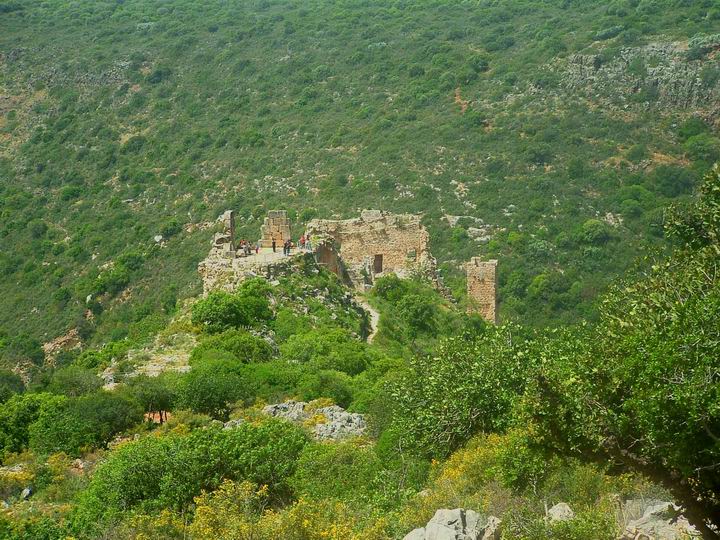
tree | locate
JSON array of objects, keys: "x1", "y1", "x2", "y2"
[
  {"x1": 0, "y1": 393, "x2": 62, "y2": 461},
  {"x1": 397, "y1": 294, "x2": 437, "y2": 339},
  {"x1": 192, "y1": 291, "x2": 250, "y2": 332},
  {"x1": 28, "y1": 391, "x2": 143, "y2": 456},
  {"x1": 388, "y1": 325, "x2": 535, "y2": 457},
  {"x1": 0, "y1": 334, "x2": 44, "y2": 366},
  {"x1": 0, "y1": 369, "x2": 23, "y2": 403},
  {"x1": 73, "y1": 420, "x2": 308, "y2": 531},
  {"x1": 192, "y1": 281, "x2": 273, "y2": 333},
  {"x1": 176, "y1": 359, "x2": 249, "y2": 418},
  {"x1": 191, "y1": 329, "x2": 274, "y2": 364},
  {"x1": 124, "y1": 373, "x2": 176, "y2": 423},
  {"x1": 46, "y1": 366, "x2": 103, "y2": 397},
  {"x1": 578, "y1": 219, "x2": 611, "y2": 245},
  {"x1": 525, "y1": 167, "x2": 720, "y2": 534}
]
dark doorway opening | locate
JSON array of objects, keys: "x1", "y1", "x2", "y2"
[{"x1": 373, "y1": 254, "x2": 383, "y2": 274}]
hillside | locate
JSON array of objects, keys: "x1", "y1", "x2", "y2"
[
  {"x1": 1, "y1": 0, "x2": 719, "y2": 349},
  {"x1": 0, "y1": 166, "x2": 718, "y2": 538}
]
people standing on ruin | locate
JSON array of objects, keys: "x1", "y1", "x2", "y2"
[
  {"x1": 300, "y1": 234, "x2": 306, "y2": 250},
  {"x1": 272, "y1": 237, "x2": 277, "y2": 253},
  {"x1": 255, "y1": 241, "x2": 260, "y2": 255},
  {"x1": 305, "y1": 233, "x2": 312, "y2": 251}
]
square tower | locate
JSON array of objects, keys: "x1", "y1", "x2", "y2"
[
  {"x1": 259, "y1": 210, "x2": 292, "y2": 248},
  {"x1": 465, "y1": 258, "x2": 498, "y2": 324}
]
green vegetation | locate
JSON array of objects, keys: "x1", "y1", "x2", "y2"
[
  {"x1": 1, "y1": 1, "x2": 720, "y2": 538},
  {"x1": 0, "y1": 168, "x2": 717, "y2": 538},
  {"x1": 1, "y1": 0, "x2": 719, "y2": 345}
]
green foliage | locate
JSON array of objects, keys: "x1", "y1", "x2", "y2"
[
  {"x1": 579, "y1": 219, "x2": 612, "y2": 245},
  {"x1": 388, "y1": 326, "x2": 535, "y2": 457},
  {"x1": 73, "y1": 420, "x2": 308, "y2": 529},
  {"x1": 0, "y1": 393, "x2": 62, "y2": 461},
  {"x1": 291, "y1": 441, "x2": 382, "y2": 504},
  {"x1": 0, "y1": 369, "x2": 23, "y2": 403},
  {"x1": 191, "y1": 279, "x2": 273, "y2": 332},
  {"x1": 191, "y1": 291, "x2": 250, "y2": 332},
  {"x1": 0, "y1": 0, "x2": 715, "y2": 343},
  {"x1": 524, "y1": 168, "x2": 720, "y2": 531},
  {"x1": 280, "y1": 327, "x2": 377, "y2": 376},
  {"x1": 46, "y1": 366, "x2": 103, "y2": 397},
  {"x1": 191, "y1": 329, "x2": 274, "y2": 364},
  {"x1": 176, "y1": 357, "x2": 249, "y2": 418},
  {"x1": 28, "y1": 391, "x2": 143, "y2": 456},
  {"x1": 297, "y1": 369, "x2": 354, "y2": 409},
  {"x1": 123, "y1": 373, "x2": 176, "y2": 418},
  {"x1": 0, "y1": 334, "x2": 44, "y2": 366}
]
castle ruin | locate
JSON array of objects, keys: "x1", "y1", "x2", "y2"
[
  {"x1": 306, "y1": 210, "x2": 438, "y2": 290},
  {"x1": 465, "y1": 258, "x2": 498, "y2": 324},
  {"x1": 198, "y1": 209, "x2": 499, "y2": 324}
]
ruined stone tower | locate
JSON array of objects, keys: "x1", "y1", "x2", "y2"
[
  {"x1": 260, "y1": 210, "x2": 291, "y2": 248},
  {"x1": 465, "y1": 258, "x2": 498, "y2": 324},
  {"x1": 210, "y1": 210, "x2": 236, "y2": 258}
]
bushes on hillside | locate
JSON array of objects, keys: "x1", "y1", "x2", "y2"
[
  {"x1": 73, "y1": 420, "x2": 308, "y2": 531},
  {"x1": 28, "y1": 391, "x2": 143, "y2": 456},
  {"x1": 191, "y1": 278, "x2": 273, "y2": 332},
  {"x1": 191, "y1": 329, "x2": 274, "y2": 364},
  {"x1": 279, "y1": 327, "x2": 378, "y2": 376},
  {"x1": 522, "y1": 167, "x2": 720, "y2": 533},
  {"x1": 176, "y1": 358, "x2": 249, "y2": 418},
  {"x1": 0, "y1": 369, "x2": 23, "y2": 403},
  {"x1": 387, "y1": 325, "x2": 536, "y2": 457}
]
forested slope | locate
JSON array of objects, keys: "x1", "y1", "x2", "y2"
[{"x1": 1, "y1": 0, "x2": 719, "y2": 349}]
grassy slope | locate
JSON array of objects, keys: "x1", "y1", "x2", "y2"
[{"x1": 0, "y1": 0, "x2": 718, "y2": 343}]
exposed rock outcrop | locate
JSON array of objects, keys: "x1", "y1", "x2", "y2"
[
  {"x1": 619, "y1": 501, "x2": 701, "y2": 539},
  {"x1": 42, "y1": 327, "x2": 82, "y2": 364},
  {"x1": 262, "y1": 400, "x2": 366, "y2": 440},
  {"x1": 547, "y1": 502, "x2": 575, "y2": 522},
  {"x1": 403, "y1": 509, "x2": 501, "y2": 540},
  {"x1": 560, "y1": 40, "x2": 720, "y2": 117}
]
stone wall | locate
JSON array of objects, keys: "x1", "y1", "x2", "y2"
[
  {"x1": 259, "y1": 210, "x2": 291, "y2": 248},
  {"x1": 465, "y1": 257, "x2": 498, "y2": 324},
  {"x1": 306, "y1": 210, "x2": 437, "y2": 290},
  {"x1": 209, "y1": 210, "x2": 236, "y2": 258},
  {"x1": 199, "y1": 251, "x2": 314, "y2": 294}
]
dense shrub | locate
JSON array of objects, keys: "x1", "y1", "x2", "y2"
[
  {"x1": 176, "y1": 357, "x2": 251, "y2": 418},
  {"x1": 388, "y1": 325, "x2": 536, "y2": 457},
  {"x1": 28, "y1": 391, "x2": 143, "y2": 456},
  {"x1": 46, "y1": 366, "x2": 103, "y2": 397},
  {"x1": 192, "y1": 279, "x2": 273, "y2": 332},
  {"x1": 524, "y1": 168, "x2": 720, "y2": 533},
  {"x1": 291, "y1": 441, "x2": 382, "y2": 504},
  {"x1": 73, "y1": 420, "x2": 308, "y2": 529},
  {"x1": 0, "y1": 369, "x2": 23, "y2": 403},
  {"x1": 0, "y1": 393, "x2": 62, "y2": 461},
  {"x1": 191, "y1": 329, "x2": 274, "y2": 364},
  {"x1": 280, "y1": 327, "x2": 376, "y2": 375}
]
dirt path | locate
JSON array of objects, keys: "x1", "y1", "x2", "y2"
[{"x1": 355, "y1": 295, "x2": 380, "y2": 343}]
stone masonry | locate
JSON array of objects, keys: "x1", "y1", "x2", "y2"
[
  {"x1": 259, "y1": 210, "x2": 291, "y2": 248},
  {"x1": 209, "y1": 210, "x2": 236, "y2": 258},
  {"x1": 198, "y1": 210, "x2": 301, "y2": 294},
  {"x1": 465, "y1": 257, "x2": 498, "y2": 324},
  {"x1": 306, "y1": 210, "x2": 438, "y2": 290},
  {"x1": 198, "y1": 210, "x2": 497, "y2": 323}
]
